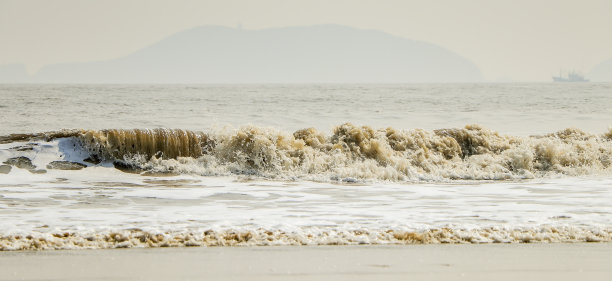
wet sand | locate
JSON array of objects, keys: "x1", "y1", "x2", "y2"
[{"x1": 1, "y1": 243, "x2": 611, "y2": 281}]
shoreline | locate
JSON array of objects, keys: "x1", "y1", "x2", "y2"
[
  {"x1": 2, "y1": 226, "x2": 611, "y2": 251},
  {"x1": 1, "y1": 243, "x2": 611, "y2": 281}
]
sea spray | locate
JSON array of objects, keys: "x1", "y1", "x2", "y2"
[{"x1": 1, "y1": 124, "x2": 612, "y2": 181}]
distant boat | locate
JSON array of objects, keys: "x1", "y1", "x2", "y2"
[{"x1": 553, "y1": 70, "x2": 589, "y2": 82}]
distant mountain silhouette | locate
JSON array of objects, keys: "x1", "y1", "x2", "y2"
[
  {"x1": 0, "y1": 64, "x2": 29, "y2": 83},
  {"x1": 589, "y1": 58, "x2": 612, "y2": 82},
  {"x1": 7, "y1": 25, "x2": 483, "y2": 83}
]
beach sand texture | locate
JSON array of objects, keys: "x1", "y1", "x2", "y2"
[{"x1": 1, "y1": 244, "x2": 611, "y2": 281}]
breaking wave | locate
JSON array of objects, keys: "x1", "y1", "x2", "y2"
[{"x1": 2, "y1": 124, "x2": 612, "y2": 181}]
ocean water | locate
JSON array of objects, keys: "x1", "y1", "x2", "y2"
[{"x1": 1, "y1": 83, "x2": 611, "y2": 250}]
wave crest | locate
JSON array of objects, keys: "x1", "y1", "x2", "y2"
[{"x1": 3, "y1": 124, "x2": 612, "y2": 181}]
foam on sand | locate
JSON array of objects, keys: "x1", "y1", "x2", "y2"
[{"x1": 1, "y1": 226, "x2": 610, "y2": 250}]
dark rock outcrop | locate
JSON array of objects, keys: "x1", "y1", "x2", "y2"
[
  {"x1": 4, "y1": 156, "x2": 36, "y2": 170},
  {"x1": 10, "y1": 145, "x2": 35, "y2": 151},
  {"x1": 113, "y1": 161, "x2": 144, "y2": 174},
  {"x1": 0, "y1": 165, "x2": 11, "y2": 174},
  {"x1": 46, "y1": 161, "x2": 87, "y2": 170}
]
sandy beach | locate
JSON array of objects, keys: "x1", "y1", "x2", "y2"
[
  {"x1": 3, "y1": 1, "x2": 612, "y2": 280},
  {"x1": 1, "y1": 243, "x2": 611, "y2": 281}
]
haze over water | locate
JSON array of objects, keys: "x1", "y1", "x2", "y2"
[{"x1": 2, "y1": 83, "x2": 611, "y2": 136}]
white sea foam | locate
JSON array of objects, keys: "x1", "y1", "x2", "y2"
[
  {"x1": 1, "y1": 84, "x2": 612, "y2": 250},
  {"x1": 3, "y1": 124, "x2": 612, "y2": 182},
  {"x1": 1, "y1": 136, "x2": 611, "y2": 249}
]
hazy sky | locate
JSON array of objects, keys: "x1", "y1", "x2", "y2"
[{"x1": 1, "y1": 0, "x2": 611, "y2": 81}]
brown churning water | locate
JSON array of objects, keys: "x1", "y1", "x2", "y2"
[
  {"x1": 2, "y1": 123, "x2": 612, "y2": 181},
  {"x1": 79, "y1": 128, "x2": 211, "y2": 160}
]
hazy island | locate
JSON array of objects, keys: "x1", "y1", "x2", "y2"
[
  {"x1": 589, "y1": 58, "x2": 612, "y2": 82},
  {"x1": 1, "y1": 25, "x2": 482, "y2": 84}
]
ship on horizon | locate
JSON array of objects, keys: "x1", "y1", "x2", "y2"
[{"x1": 553, "y1": 70, "x2": 589, "y2": 82}]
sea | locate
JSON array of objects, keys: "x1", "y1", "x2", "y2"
[{"x1": 1, "y1": 83, "x2": 611, "y2": 250}]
